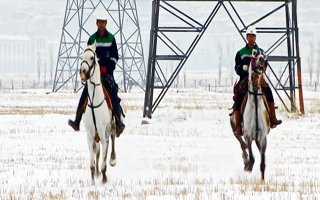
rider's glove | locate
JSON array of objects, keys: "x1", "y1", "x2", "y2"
[
  {"x1": 243, "y1": 65, "x2": 248, "y2": 72},
  {"x1": 100, "y1": 66, "x2": 107, "y2": 75}
]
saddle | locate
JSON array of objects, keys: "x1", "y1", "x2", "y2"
[
  {"x1": 81, "y1": 86, "x2": 113, "y2": 112},
  {"x1": 232, "y1": 79, "x2": 248, "y2": 101},
  {"x1": 240, "y1": 93, "x2": 269, "y2": 115},
  {"x1": 229, "y1": 78, "x2": 269, "y2": 116},
  {"x1": 102, "y1": 85, "x2": 113, "y2": 110}
]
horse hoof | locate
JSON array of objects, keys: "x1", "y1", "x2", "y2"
[
  {"x1": 244, "y1": 162, "x2": 254, "y2": 172},
  {"x1": 110, "y1": 159, "x2": 117, "y2": 167},
  {"x1": 244, "y1": 167, "x2": 252, "y2": 172},
  {"x1": 102, "y1": 175, "x2": 107, "y2": 184}
]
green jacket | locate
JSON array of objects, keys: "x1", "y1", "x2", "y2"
[
  {"x1": 88, "y1": 29, "x2": 119, "y2": 76},
  {"x1": 235, "y1": 44, "x2": 264, "y2": 81}
]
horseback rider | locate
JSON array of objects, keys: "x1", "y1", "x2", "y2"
[
  {"x1": 233, "y1": 26, "x2": 282, "y2": 136},
  {"x1": 68, "y1": 11, "x2": 125, "y2": 137}
]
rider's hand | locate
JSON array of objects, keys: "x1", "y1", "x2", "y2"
[{"x1": 243, "y1": 65, "x2": 248, "y2": 71}]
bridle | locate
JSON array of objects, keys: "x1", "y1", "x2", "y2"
[
  {"x1": 81, "y1": 48, "x2": 97, "y2": 81},
  {"x1": 248, "y1": 53, "x2": 265, "y2": 96},
  {"x1": 81, "y1": 47, "x2": 105, "y2": 108},
  {"x1": 247, "y1": 52, "x2": 266, "y2": 135},
  {"x1": 81, "y1": 47, "x2": 106, "y2": 133}
]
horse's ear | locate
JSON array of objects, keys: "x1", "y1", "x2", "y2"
[
  {"x1": 260, "y1": 51, "x2": 267, "y2": 61},
  {"x1": 88, "y1": 41, "x2": 97, "y2": 51},
  {"x1": 92, "y1": 40, "x2": 97, "y2": 51},
  {"x1": 264, "y1": 55, "x2": 268, "y2": 61}
]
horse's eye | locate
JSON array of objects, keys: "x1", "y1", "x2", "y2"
[{"x1": 90, "y1": 56, "x2": 94, "y2": 60}]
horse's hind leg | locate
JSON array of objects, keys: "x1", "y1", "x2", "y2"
[
  {"x1": 110, "y1": 131, "x2": 116, "y2": 167},
  {"x1": 100, "y1": 137, "x2": 109, "y2": 184}
]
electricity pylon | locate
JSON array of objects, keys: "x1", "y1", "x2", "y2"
[
  {"x1": 143, "y1": 0, "x2": 303, "y2": 118},
  {"x1": 53, "y1": 0, "x2": 146, "y2": 93}
]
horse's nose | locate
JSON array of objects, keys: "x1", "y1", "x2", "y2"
[
  {"x1": 259, "y1": 56, "x2": 264, "y2": 63},
  {"x1": 80, "y1": 68, "x2": 84, "y2": 75},
  {"x1": 80, "y1": 68, "x2": 86, "y2": 81}
]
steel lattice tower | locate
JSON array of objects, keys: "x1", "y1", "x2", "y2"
[
  {"x1": 52, "y1": 0, "x2": 146, "y2": 92},
  {"x1": 143, "y1": 0, "x2": 304, "y2": 118}
]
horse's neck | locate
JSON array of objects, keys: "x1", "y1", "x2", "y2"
[
  {"x1": 248, "y1": 62, "x2": 253, "y2": 91},
  {"x1": 244, "y1": 60, "x2": 269, "y2": 132},
  {"x1": 246, "y1": 84, "x2": 266, "y2": 114},
  {"x1": 246, "y1": 70, "x2": 263, "y2": 112},
  {"x1": 87, "y1": 65, "x2": 104, "y2": 101}
]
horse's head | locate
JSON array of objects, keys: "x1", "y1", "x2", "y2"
[
  {"x1": 253, "y1": 53, "x2": 267, "y2": 74},
  {"x1": 80, "y1": 43, "x2": 98, "y2": 82},
  {"x1": 251, "y1": 53, "x2": 267, "y2": 90}
]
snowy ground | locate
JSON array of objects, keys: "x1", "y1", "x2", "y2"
[{"x1": 0, "y1": 88, "x2": 320, "y2": 199}]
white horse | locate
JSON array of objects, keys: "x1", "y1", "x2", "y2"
[
  {"x1": 242, "y1": 51, "x2": 270, "y2": 180},
  {"x1": 80, "y1": 43, "x2": 116, "y2": 184}
]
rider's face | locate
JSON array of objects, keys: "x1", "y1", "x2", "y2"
[
  {"x1": 96, "y1": 20, "x2": 107, "y2": 32},
  {"x1": 246, "y1": 34, "x2": 256, "y2": 47}
]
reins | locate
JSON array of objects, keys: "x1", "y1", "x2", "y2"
[
  {"x1": 247, "y1": 50, "x2": 266, "y2": 138},
  {"x1": 82, "y1": 47, "x2": 106, "y2": 136}
]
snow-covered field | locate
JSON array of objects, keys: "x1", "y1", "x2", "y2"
[{"x1": 0, "y1": 88, "x2": 320, "y2": 199}]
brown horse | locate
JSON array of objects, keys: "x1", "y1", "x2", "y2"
[{"x1": 230, "y1": 52, "x2": 270, "y2": 180}]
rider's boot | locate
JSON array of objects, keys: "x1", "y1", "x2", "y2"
[
  {"x1": 234, "y1": 110, "x2": 243, "y2": 136},
  {"x1": 68, "y1": 97, "x2": 87, "y2": 131},
  {"x1": 114, "y1": 104, "x2": 125, "y2": 137},
  {"x1": 268, "y1": 102, "x2": 282, "y2": 128}
]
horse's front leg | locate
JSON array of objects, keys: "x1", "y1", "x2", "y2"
[
  {"x1": 110, "y1": 129, "x2": 117, "y2": 167},
  {"x1": 88, "y1": 137, "x2": 96, "y2": 185},
  {"x1": 95, "y1": 141, "x2": 100, "y2": 177},
  {"x1": 100, "y1": 136, "x2": 109, "y2": 184},
  {"x1": 235, "y1": 135, "x2": 248, "y2": 160},
  {"x1": 231, "y1": 115, "x2": 249, "y2": 164},
  {"x1": 244, "y1": 139, "x2": 255, "y2": 172},
  {"x1": 260, "y1": 137, "x2": 267, "y2": 180}
]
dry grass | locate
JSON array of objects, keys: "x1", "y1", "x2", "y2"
[{"x1": 0, "y1": 89, "x2": 320, "y2": 199}]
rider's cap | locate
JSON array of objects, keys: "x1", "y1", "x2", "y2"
[
  {"x1": 246, "y1": 26, "x2": 257, "y2": 36},
  {"x1": 96, "y1": 11, "x2": 108, "y2": 21}
]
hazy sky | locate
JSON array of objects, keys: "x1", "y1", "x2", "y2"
[{"x1": 0, "y1": 0, "x2": 319, "y2": 72}]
